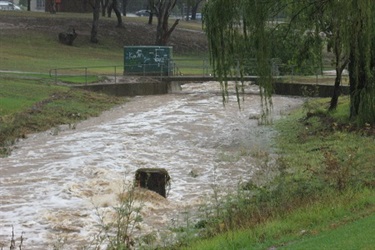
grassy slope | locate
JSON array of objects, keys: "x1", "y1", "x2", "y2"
[
  {"x1": 0, "y1": 77, "x2": 67, "y2": 115},
  {"x1": 0, "y1": 15, "x2": 122, "y2": 72},
  {"x1": 281, "y1": 213, "x2": 375, "y2": 250},
  {"x1": 187, "y1": 193, "x2": 375, "y2": 249},
  {"x1": 0, "y1": 11, "x2": 207, "y2": 72},
  {"x1": 184, "y1": 98, "x2": 375, "y2": 250}
]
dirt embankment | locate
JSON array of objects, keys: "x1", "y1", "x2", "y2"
[{"x1": 0, "y1": 12, "x2": 208, "y2": 54}]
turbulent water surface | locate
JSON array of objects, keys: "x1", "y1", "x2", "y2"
[{"x1": 0, "y1": 82, "x2": 304, "y2": 249}]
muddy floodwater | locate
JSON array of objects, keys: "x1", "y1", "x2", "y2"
[{"x1": 0, "y1": 82, "x2": 304, "y2": 249}]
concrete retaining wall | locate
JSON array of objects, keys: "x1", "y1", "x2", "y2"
[
  {"x1": 73, "y1": 81, "x2": 172, "y2": 97},
  {"x1": 72, "y1": 80, "x2": 349, "y2": 98},
  {"x1": 273, "y1": 82, "x2": 349, "y2": 97}
]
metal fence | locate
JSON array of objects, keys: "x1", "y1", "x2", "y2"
[
  {"x1": 49, "y1": 59, "x2": 343, "y2": 85},
  {"x1": 49, "y1": 58, "x2": 213, "y2": 84},
  {"x1": 49, "y1": 65, "x2": 123, "y2": 85}
]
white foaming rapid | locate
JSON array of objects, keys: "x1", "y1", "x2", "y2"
[{"x1": 0, "y1": 81, "x2": 304, "y2": 249}]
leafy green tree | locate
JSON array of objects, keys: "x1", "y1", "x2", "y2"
[
  {"x1": 203, "y1": 0, "x2": 375, "y2": 125},
  {"x1": 269, "y1": 25, "x2": 321, "y2": 76}
]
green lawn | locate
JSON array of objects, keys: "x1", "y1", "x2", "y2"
[
  {"x1": 184, "y1": 189, "x2": 375, "y2": 250},
  {"x1": 281, "y1": 213, "x2": 375, "y2": 250},
  {"x1": 0, "y1": 77, "x2": 67, "y2": 116}
]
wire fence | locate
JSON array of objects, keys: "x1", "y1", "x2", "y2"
[
  {"x1": 49, "y1": 65, "x2": 123, "y2": 85},
  {"x1": 49, "y1": 58, "x2": 345, "y2": 85}
]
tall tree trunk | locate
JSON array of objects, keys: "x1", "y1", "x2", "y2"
[
  {"x1": 91, "y1": 0, "x2": 101, "y2": 43},
  {"x1": 329, "y1": 69, "x2": 343, "y2": 111},
  {"x1": 348, "y1": 48, "x2": 367, "y2": 119},
  {"x1": 329, "y1": 35, "x2": 349, "y2": 111},
  {"x1": 148, "y1": 0, "x2": 154, "y2": 25},
  {"x1": 111, "y1": 0, "x2": 123, "y2": 27},
  {"x1": 101, "y1": 0, "x2": 109, "y2": 17},
  {"x1": 148, "y1": 13, "x2": 154, "y2": 25},
  {"x1": 190, "y1": 0, "x2": 203, "y2": 20},
  {"x1": 348, "y1": 23, "x2": 369, "y2": 119},
  {"x1": 49, "y1": 0, "x2": 56, "y2": 13},
  {"x1": 122, "y1": 0, "x2": 128, "y2": 16},
  {"x1": 191, "y1": 3, "x2": 198, "y2": 20},
  {"x1": 107, "y1": 1, "x2": 113, "y2": 17},
  {"x1": 155, "y1": 0, "x2": 179, "y2": 46}
]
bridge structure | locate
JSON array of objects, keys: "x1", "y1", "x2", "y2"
[
  {"x1": 70, "y1": 73, "x2": 348, "y2": 98},
  {"x1": 49, "y1": 62, "x2": 349, "y2": 98}
]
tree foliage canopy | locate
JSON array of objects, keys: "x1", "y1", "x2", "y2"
[{"x1": 203, "y1": 0, "x2": 375, "y2": 125}]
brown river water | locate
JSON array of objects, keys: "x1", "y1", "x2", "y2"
[{"x1": 0, "y1": 81, "x2": 304, "y2": 249}]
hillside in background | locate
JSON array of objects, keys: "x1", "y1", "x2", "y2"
[{"x1": 0, "y1": 11, "x2": 208, "y2": 55}]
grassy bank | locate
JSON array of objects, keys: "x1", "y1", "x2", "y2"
[
  {"x1": 180, "y1": 97, "x2": 374, "y2": 250},
  {"x1": 0, "y1": 75, "x2": 125, "y2": 156},
  {"x1": 186, "y1": 189, "x2": 374, "y2": 250}
]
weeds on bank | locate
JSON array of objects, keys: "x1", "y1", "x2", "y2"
[
  {"x1": 179, "y1": 97, "x2": 375, "y2": 249},
  {"x1": 88, "y1": 183, "x2": 144, "y2": 250},
  {"x1": 0, "y1": 227, "x2": 24, "y2": 250}
]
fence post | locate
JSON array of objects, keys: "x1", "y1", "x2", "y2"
[
  {"x1": 167, "y1": 59, "x2": 170, "y2": 76},
  {"x1": 202, "y1": 59, "x2": 206, "y2": 75},
  {"x1": 291, "y1": 65, "x2": 295, "y2": 83},
  {"x1": 85, "y1": 67, "x2": 88, "y2": 85},
  {"x1": 114, "y1": 66, "x2": 117, "y2": 84}
]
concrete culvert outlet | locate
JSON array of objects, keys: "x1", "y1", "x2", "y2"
[{"x1": 135, "y1": 168, "x2": 171, "y2": 198}]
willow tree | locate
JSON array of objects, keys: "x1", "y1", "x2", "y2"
[
  {"x1": 295, "y1": 0, "x2": 374, "y2": 119},
  {"x1": 346, "y1": 0, "x2": 375, "y2": 124},
  {"x1": 203, "y1": 0, "x2": 375, "y2": 125},
  {"x1": 203, "y1": 0, "x2": 275, "y2": 122}
]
